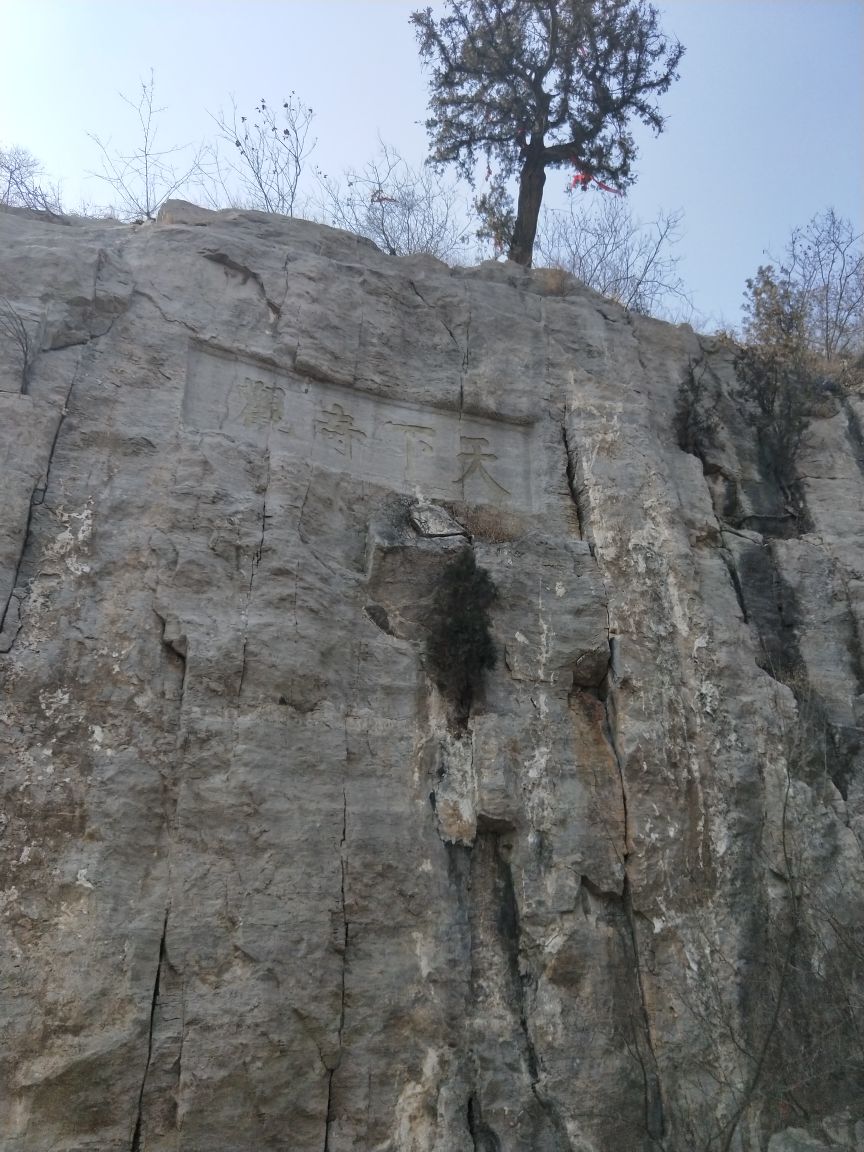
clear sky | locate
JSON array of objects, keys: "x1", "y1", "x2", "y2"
[{"x1": 1, "y1": 0, "x2": 861, "y2": 328}]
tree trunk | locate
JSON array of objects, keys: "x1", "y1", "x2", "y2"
[{"x1": 508, "y1": 153, "x2": 546, "y2": 267}]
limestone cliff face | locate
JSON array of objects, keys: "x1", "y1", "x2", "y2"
[{"x1": 1, "y1": 203, "x2": 862, "y2": 1152}]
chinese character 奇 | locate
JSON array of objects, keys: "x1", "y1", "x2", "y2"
[{"x1": 315, "y1": 402, "x2": 367, "y2": 457}]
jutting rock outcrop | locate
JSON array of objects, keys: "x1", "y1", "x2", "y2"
[{"x1": 1, "y1": 202, "x2": 862, "y2": 1152}]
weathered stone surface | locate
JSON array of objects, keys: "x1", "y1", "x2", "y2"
[
  {"x1": 1, "y1": 202, "x2": 862, "y2": 1151},
  {"x1": 409, "y1": 501, "x2": 467, "y2": 538}
]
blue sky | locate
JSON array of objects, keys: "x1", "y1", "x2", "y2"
[{"x1": 1, "y1": 0, "x2": 861, "y2": 327}]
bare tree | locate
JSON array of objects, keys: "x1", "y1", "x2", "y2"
[
  {"x1": 535, "y1": 194, "x2": 690, "y2": 317},
  {"x1": 0, "y1": 146, "x2": 63, "y2": 216},
  {"x1": 0, "y1": 298, "x2": 42, "y2": 394},
  {"x1": 89, "y1": 71, "x2": 207, "y2": 220},
  {"x1": 781, "y1": 208, "x2": 864, "y2": 362},
  {"x1": 207, "y1": 94, "x2": 315, "y2": 216},
  {"x1": 316, "y1": 141, "x2": 472, "y2": 260}
]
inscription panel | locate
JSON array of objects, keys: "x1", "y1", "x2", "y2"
[{"x1": 184, "y1": 348, "x2": 536, "y2": 509}]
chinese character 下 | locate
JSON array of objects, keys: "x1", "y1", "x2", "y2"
[{"x1": 387, "y1": 421, "x2": 437, "y2": 481}]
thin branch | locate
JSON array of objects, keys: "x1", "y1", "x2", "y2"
[
  {"x1": 207, "y1": 94, "x2": 315, "y2": 217},
  {"x1": 315, "y1": 140, "x2": 472, "y2": 260},
  {"x1": 0, "y1": 298, "x2": 40, "y2": 394},
  {"x1": 88, "y1": 70, "x2": 208, "y2": 220},
  {"x1": 0, "y1": 145, "x2": 63, "y2": 217},
  {"x1": 535, "y1": 194, "x2": 690, "y2": 318}
]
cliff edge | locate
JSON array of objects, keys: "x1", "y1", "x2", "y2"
[{"x1": 1, "y1": 202, "x2": 862, "y2": 1151}]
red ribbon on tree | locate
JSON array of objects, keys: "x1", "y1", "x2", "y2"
[{"x1": 569, "y1": 170, "x2": 622, "y2": 195}]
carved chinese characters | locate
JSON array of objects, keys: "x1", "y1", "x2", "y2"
[{"x1": 183, "y1": 347, "x2": 533, "y2": 508}]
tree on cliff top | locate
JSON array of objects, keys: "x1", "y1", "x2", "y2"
[
  {"x1": 1, "y1": 146, "x2": 63, "y2": 216},
  {"x1": 411, "y1": 0, "x2": 683, "y2": 266},
  {"x1": 781, "y1": 207, "x2": 864, "y2": 364}
]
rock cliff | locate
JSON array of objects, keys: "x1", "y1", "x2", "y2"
[{"x1": 1, "y1": 202, "x2": 862, "y2": 1152}]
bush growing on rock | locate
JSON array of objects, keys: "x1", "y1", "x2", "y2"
[
  {"x1": 732, "y1": 212, "x2": 863, "y2": 490},
  {"x1": 425, "y1": 548, "x2": 497, "y2": 717},
  {"x1": 734, "y1": 265, "x2": 818, "y2": 490},
  {"x1": 674, "y1": 357, "x2": 719, "y2": 459}
]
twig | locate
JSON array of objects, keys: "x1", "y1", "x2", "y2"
[{"x1": 0, "y1": 298, "x2": 39, "y2": 394}]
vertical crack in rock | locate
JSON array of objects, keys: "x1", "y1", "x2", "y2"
[
  {"x1": 238, "y1": 448, "x2": 271, "y2": 699},
  {"x1": 131, "y1": 908, "x2": 169, "y2": 1152},
  {"x1": 0, "y1": 503, "x2": 37, "y2": 643},
  {"x1": 600, "y1": 671, "x2": 665, "y2": 1141},
  {"x1": 721, "y1": 537, "x2": 802, "y2": 687},
  {"x1": 406, "y1": 279, "x2": 470, "y2": 414},
  {"x1": 621, "y1": 878, "x2": 665, "y2": 1142},
  {"x1": 467, "y1": 1093, "x2": 502, "y2": 1152},
  {"x1": 598, "y1": 668, "x2": 628, "y2": 868},
  {"x1": 459, "y1": 303, "x2": 471, "y2": 416},
  {"x1": 625, "y1": 311, "x2": 651, "y2": 382},
  {"x1": 727, "y1": 536, "x2": 861, "y2": 795},
  {"x1": 174, "y1": 980, "x2": 186, "y2": 1132},
  {"x1": 296, "y1": 475, "x2": 313, "y2": 542},
  {"x1": 560, "y1": 422, "x2": 586, "y2": 541},
  {"x1": 353, "y1": 311, "x2": 364, "y2": 387},
  {"x1": 805, "y1": 538, "x2": 864, "y2": 699},
  {"x1": 0, "y1": 590, "x2": 23, "y2": 651},
  {"x1": 0, "y1": 247, "x2": 118, "y2": 641},
  {"x1": 467, "y1": 829, "x2": 514, "y2": 1148},
  {"x1": 681, "y1": 340, "x2": 750, "y2": 530},
  {"x1": 841, "y1": 577, "x2": 864, "y2": 699},
  {"x1": 324, "y1": 788, "x2": 349, "y2": 1152},
  {"x1": 840, "y1": 393, "x2": 864, "y2": 478},
  {"x1": 719, "y1": 544, "x2": 750, "y2": 625},
  {"x1": 497, "y1": 838, "x2": 538, "y2": 1077},
  {"x1": 565, "y1": 371, "x2": 664, "y2": 1139},
  {"x1": 276, "y1": 252, "x2": 293, "y2": 321},
  {"x1": 468, "y1": 829, "x2": 571, "y2": 1150},
  {"x1": 2, "y1": 370, "x2": 83, "y2": 635},
  {"x1": 408, "y1": 280, "x2": 460, "y2": 352},
  {"x1": 338, "y1": 786, "x2": 349, "y2": 1049}
]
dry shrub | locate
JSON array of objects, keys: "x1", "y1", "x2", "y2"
[
  {"x1": 445, "y1": 502, "x2": 525, "y2": 543},
  {"x1": 534, "y1": 265, "x2": 576, "y2": 297}
]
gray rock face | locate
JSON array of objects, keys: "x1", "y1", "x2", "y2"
[{"x1": 1, "y1": 202, "x2": 862, "y2": 1152}]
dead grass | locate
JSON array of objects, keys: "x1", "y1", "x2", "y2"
[
  {"x1": 534, "y1": 265, "x2": 577, "y2": 297},
  {"x1": 445, "y1": 501, "x2": 525, "y2": 543}
]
